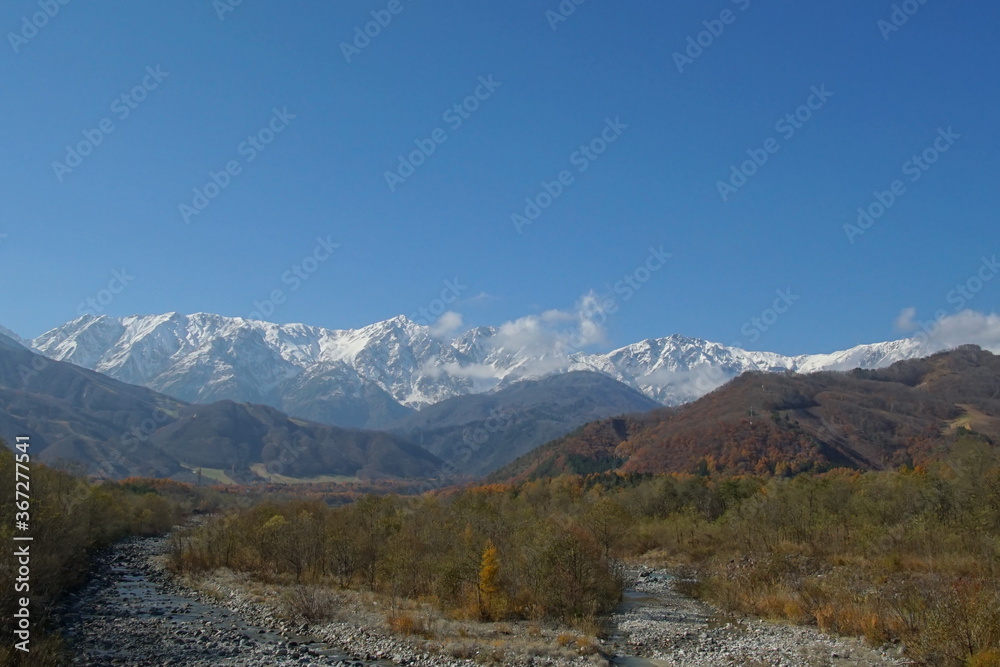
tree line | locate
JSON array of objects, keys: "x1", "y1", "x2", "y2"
[
  {"x1": 170, "y1": 484, "x2": 624, "y2": 624},
  {"x1": 0, "y1": 443, "x2": 219, "y2": 666},
  {"x1": 173, "y1": 433, "x2": 1000, "y2": 665}
]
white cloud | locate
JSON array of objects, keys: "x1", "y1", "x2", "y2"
[
  {"x1": 642, "y1": 366, "x2": 733, "y2": 399},
  {"x1": 915, "y1": 310, "x2": 1000, "y2": 353},
  {"x1": 491, "y1": 291, "x2": 609, "y2": 361},
  {"x1": 437, "y1": 361, "x2": 504, "y2": 381},
  {"x1": 894, "y1": 306, "x2": 918, "y2": 332},
  {"x1": 422, "y1": 291, "x2": 613, "y2": 385},
  {"x1": 417, "y1": 290, "x2": 612, "y2": 387},
  {"x1": 540, "y1": 308, "x2": 574, "y2": 324},
  {"x1": 468, "y1": 291, "x2": 498, "y2": 304},
  {"x1": 430, "y1": 311, "x2": 463, "y2": 338}
]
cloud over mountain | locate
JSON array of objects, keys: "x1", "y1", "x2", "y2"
[{"x1": 26, "y1": 307, "x2": 1000, "y2": 430}]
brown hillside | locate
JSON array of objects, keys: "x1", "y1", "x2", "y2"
[{"x1": 491, "y1": 345, "x2": 1000, "y2": 482}]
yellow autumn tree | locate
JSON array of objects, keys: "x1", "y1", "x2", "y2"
[{"x1": 478, "y1": 540, "x2": 501, "y2": 620}]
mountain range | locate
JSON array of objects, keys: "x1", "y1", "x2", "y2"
[
  {"x1": 387, "y1": 371, "x2": 661, "y2": 476},
  {"x1": 490, "y1": 345, "x2": 1000, "y2": 482},
  {"x1": 0, "y1": 331, "x2": 442, "y2": 481},
  {"x1": 4, "y1": 310, "x2": 997, "y2": 483},
  {"x1": 29, "y1": 312, "x2": 932, "y2": 431}
]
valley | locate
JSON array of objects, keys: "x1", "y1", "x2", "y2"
[
  {"x1": 3, "y1": 325, "x2": 1000, "y2": 666},
  {"x1": 7, "y1": 4, "x2": 995, "y2": 664},
  {"x1": 30, "y1": 312, "x2": 931, "y2": 428}
]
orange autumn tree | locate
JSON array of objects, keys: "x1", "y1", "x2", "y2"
[{"x1": 478, "y1": 540, "x2": 501, "y2": 620}]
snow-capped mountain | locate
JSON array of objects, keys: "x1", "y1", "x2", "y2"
[
  {"x1": 30, "y1": 312, "x2": 934, "y2": 428},
  {"x1": 31, "y1": 313, "x2": 477, "y2": 428},
  {"x1": 575, "y1": 335, "x2": 927, "y2": 405}
]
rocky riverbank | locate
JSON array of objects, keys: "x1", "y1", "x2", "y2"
[
  {"x1": 58, "y1": 534, "x2": 915, "y2": 666},
  {"x1": 606, "y1": 566, "x2": 913, "y2": 666},
  {"x1": 57, "y1": 535, "x2": 372, "y2": 666},
  {"x1": 57, "y1": 532, "x2": 601, "y2": 666}
]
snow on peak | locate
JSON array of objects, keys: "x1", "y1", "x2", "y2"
[{"x1": 30, "y1": 311, "x2": 950, "y2": 419}]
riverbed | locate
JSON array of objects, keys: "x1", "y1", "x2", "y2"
[
  {"x1": 57, "y1": 536, "x2": 912, "y2": 666},
  {"x1": 57, "y1": 535, "x2": 370, "y2": 666}
]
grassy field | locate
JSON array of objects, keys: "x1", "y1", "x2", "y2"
[
  {"x1": 180, "y1": 463, "x2": 238, "y2": 485},
  {"x1": 248, "y1": 463, "x2": 359, "y2": 485}
]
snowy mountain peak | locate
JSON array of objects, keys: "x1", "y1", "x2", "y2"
[{"x1": 30, "y1": 311, "x2": 947, "y2": 428}]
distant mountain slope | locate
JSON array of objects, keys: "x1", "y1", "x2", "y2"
[
  {"x1": 387, "y1": 371, "x2": 661, "y2": 476},
  {"x1": 31, "y1": 313, "x2": 422, "y2": 429},
  {"x1": 0, "y1": 331, "x2": 186, "y2": 477},
  {"x1": 490, "y1": 346, "x2": 1000, "y2": 482},
  {"x1": 146, "y1": 401, "x2": 441, "y2": 481},
  {"x1": 32, "y1": 313, "x2": 935, "y2": 429},
  {"x1": 0, "y1": 332, "x2": 441, "y2": 481},
  {"x1": 578, "y1": 335, "x2": 926, "y2": 405},
  {"x1": 0, "y1": 325, "x2": 26, "y2": 347}
]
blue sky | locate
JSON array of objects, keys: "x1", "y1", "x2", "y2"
[{"x1": 2, "y1": 0, "x2": 998, "y2": 355}]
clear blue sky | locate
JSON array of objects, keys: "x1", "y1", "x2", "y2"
[{"x1": 2, "y1": 0, "x2": 997, "y2": 355}]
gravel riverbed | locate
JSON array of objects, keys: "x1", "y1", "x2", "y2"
[
  {"x1": 57, "y1": 535, "x2": 373, "y2": 666},
  {"x1": 57, "y1": 535, "x2": 916, "y2": 666},
  {"x1": 606, "y1": 567, "x2": 914, "y2": 667}
]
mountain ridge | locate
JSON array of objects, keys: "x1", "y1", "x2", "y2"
[
  {"x1": 386, "y1": 370, "x2": 661, "y2": 476},
  {"x1": 29, "y1": 312, "x2": 939, "y2": 429},
  {"x1": 489, "y1": 345, "x2": 1000, "y2": 482},
  {"x1": 0, "y1": 331, "x2": 442, "y2": 481}
]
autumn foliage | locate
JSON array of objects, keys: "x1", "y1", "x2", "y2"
[
  {"x1": 170, "y1": 484, "x2": 623, "y2": 623},
  {"x1": 0, "y1": 445, "x2": 210, "y2": 666}
]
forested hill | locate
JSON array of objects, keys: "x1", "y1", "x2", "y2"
[
  {"x1": 491, "y1": 345, "x2": 1000, "y2": 482},
  {"x1": 0, "y1": 332, "x2": 442, "y2": 481}
]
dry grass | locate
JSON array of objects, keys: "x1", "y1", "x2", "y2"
[
  {"x1": 283, "y1": 585, "x2": 340, "y2": 623},
  {"x1": 968, "y1": 649, "x2": 1000, "y2": 667},
  {"x1": 191, "y1": 568, "x2": 606, "y2": 665},
  {"x1": 386, "y1": 612, "x2": 433, "y2": 637},
  {"x1": 556, "y1": 632, "x2": 576, "y2": 647},
  {"x1": 696, "y1": 556, "x2": 1000, "y2": 666}
]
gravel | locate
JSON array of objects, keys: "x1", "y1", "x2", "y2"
[
  {"x1": 57, "y1": 535, "x2": 917, "y2": 666},
  {"x1": 57, "y1": 535, "x2": 372, "y2": 666},
  {"x1": 604, "y1": 566, "x2": 915, "y2": 667}
]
